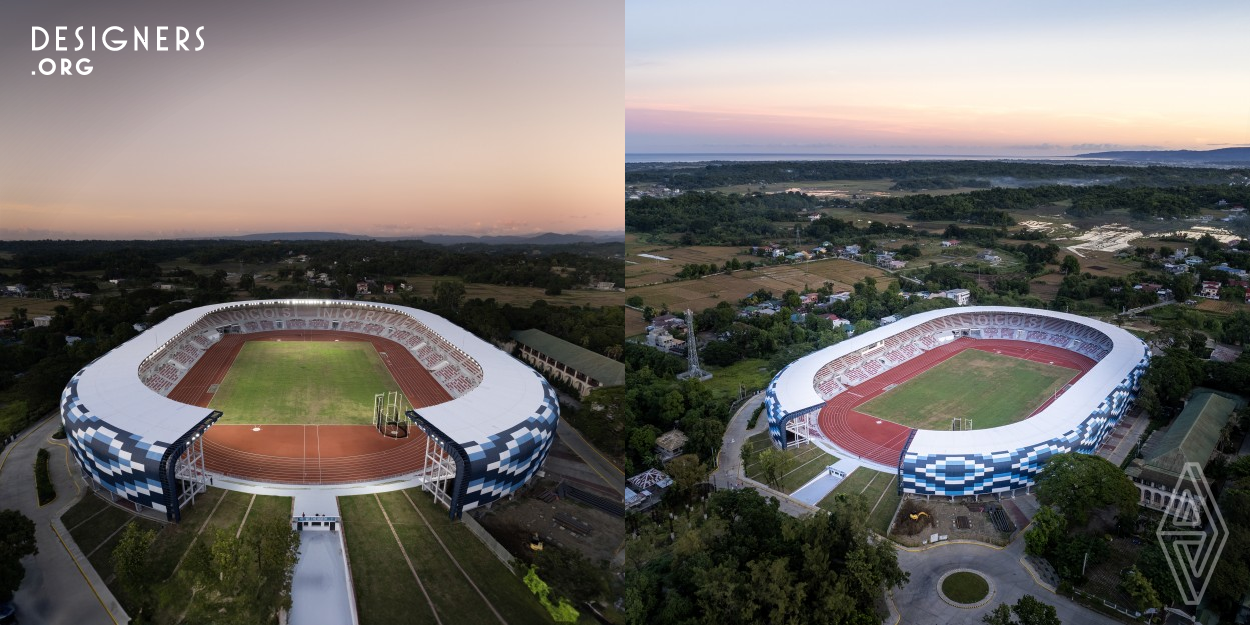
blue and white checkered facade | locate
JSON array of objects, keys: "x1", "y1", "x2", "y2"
[
  {"x1": 900, "y1": 352, "x2": 1148, "y2": 496},
  {"x1": 457, "y1": 373, "x2": 559, "y2": 515},
  {"x1": 61, "y1": 368, "x2": 178, "y2": 516}
]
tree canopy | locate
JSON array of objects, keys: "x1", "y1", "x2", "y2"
[
  {"x1": 1034, "y1": 452, "x2": 1138, "y2": 527},
  {"x1": 623, "y1": 489, "x2": 907, "y2": 625},
  {"x1": 0, "y1": 509, "x2": 37, "y2": 603}
]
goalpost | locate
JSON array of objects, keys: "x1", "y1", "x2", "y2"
[{"x1": 373, "y1": 391, "x2": 408, "y2": 438}]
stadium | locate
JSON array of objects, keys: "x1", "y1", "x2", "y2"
[
  {"x1": 764, "y1": 306, "x2": 1150, "y2": 497},
  {"x1": 60, "y1": 299, "x2": 558, "y2": 522}
]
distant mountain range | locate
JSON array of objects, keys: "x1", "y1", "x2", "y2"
[
  {"x1": 1075, "y1": 147, "x2": 1250, "y2": 164},
  {"x1": 197, "y1": 231, "x2": 624, "y2": 244}
]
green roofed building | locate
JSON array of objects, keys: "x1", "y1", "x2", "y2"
[
  {"x1": 1127, "y1": 389, "x2": 1245, "y2": 522},
  {"x1": 511, "y1": 329, "x2": 625, "y2": 397}
]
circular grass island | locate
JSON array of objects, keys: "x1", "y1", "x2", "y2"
[{"x1": 937, "y1": 570, "x2": 994, "y2": 608}]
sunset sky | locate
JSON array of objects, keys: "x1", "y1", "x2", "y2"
[
  {"x1": 627, "y1": 1, "x2": 1250, "y2": 156},
  {"x1": 1, "y1": 0, "x2": 621, "y2": 239}
]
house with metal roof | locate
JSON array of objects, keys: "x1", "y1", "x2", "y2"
[
  {"x1": 511, "y1": 329, "x2": 625, "y2": 397},
  {"x1": 1127, "y1": 389, "x2": 1244, "y2": 521}
]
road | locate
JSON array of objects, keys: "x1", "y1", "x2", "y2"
[
  {"x1": 0, "y1": 415, "x2": 128, "y2": 624},
  {"x1": 711, "y1": 393, "x2": 820, "y2": 518},
  {"x1": 554, "y1": 419, "x2": 624, "y2": 496},
  {"x1": 891, "y1": 539, "x2": 1122, "y2": 625}
]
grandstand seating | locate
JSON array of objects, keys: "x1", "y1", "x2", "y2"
[
  {"x1": 138, "y1": 304, "x2": 489, "y2": 399},
  {"x1": 802, "y1": 311, "x2": 1115, "y2": 400}
]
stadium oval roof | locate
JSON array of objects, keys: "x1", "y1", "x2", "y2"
[
  {"x1": 769, "y1": 306, "x2": 1147, "y2": 453},
  {"x1": 73, "y1": 300, "x2": 548, "y2": 448}
]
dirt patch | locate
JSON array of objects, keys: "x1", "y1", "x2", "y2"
[
  {"x1": 889, "y1": 498, "x2": 1014, "y2": 547},
  {"x1": 474, "y1": 477, "x2": 624, "y2": 566}
]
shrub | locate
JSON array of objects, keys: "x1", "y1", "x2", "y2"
[{"x1": 35, "y1": 448, "x2": 55, "y2": 505}]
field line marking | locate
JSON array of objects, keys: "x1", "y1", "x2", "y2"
[
  {"x1": 858, "y1": 472, "x2": 878, "y2": 495},
  {"x1": 867, "y1": 476, "x2": 896, "y2": 519},
  {"x1": 402, "y1": 489, "x2": 508, "y2": 625},
  {"x1": 85, "y1": 516, "x2": 135, "y2": 559},
  {"x1": 236, "y1": 493, "x2": 258, "y2": 539},
  {"x1": 174, "y1": 489, "x2": 231, "y2": 573},
  {"x1": 374, "y1": 493, "x2": 442, "y2": 625},
  {"x1": 68, "y1": 500, "x2": 117, "y2": 533}
]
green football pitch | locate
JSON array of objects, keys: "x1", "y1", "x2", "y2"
[
  {"x1": 209, "y1": 341, "x2": 407, "y2": 425},
  {"x1": 855, "y1": 349, "x2": 1077, "y2": 430}
]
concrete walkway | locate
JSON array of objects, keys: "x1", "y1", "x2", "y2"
[
  {"x1": 791, "y1": 457, "x2": 860, "y2": 506},
  {"x1": 212, "y1": 472, "x2": 435, "y2": 625},
  {"x1": 289, "y1": 530, "x2": 355, "y2": 625},
  {"x1": 0, "y1": 415, "x2": 128, "y2": 624}
]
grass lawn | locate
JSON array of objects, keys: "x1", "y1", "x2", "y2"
[
  {"x1": 210, "y1": 341, "x2": 406, "y2": 425},
  {"x1": 742, "y1": 433, "x2": 838, "y2": 494},
  {"x1": 856, "y1": 349, "x2": 1076, "y2": 430},
  {"x1": 339, "y1": 495, "x2": 439, "y2": 625},
  {"x1": 62, "y1": 488, "x2": 293, "y2": 624},
  {"x1": 704, "y1": 358, "x2": 773, "y2": 398},
  {"x1": 942, "y1": 571, "x2": 989, "y2": 604},
  {"x1": 819, "y1": 470, "x2": 901, "y2": 535},
  {"x1": 340, "y1": 490, "x2": 554, "y2": 625}
]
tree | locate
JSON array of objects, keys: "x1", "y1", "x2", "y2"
[
  {"x1": 111, "y1": 522, "x2": 157, "y2": 594},
  {"x1": 984, "y1": 595, "x2": 1063, "y2": 625},
  {"x1": 249, "y1": 517, "x2": 300, "y2": 614},
  {"x1": 209, "y1": 528, "x2": 245, "y2": 590},
  {"x1": 1035, "y1": 452, "x2": 1138, "y2": 526},
  {"x1": 982, "y1": 603, "x2": 1015, "y2": 625},
  {"x1": 1024, "y1": 506, "x2": 1064, "y2": 556},
  {"x1": 0, "y1": 509, "x2": 37, "y2": 602},
  {"x1": 756, "y1": 449, "x2": 792, "y2": 489},
  {"x1": 1060, "y1": 255, "x2": 1080, "y2": 275},
  {"x1": 433, "y1": 280, "x2": 465, "y2": 311},
  {"x1": 1011, "y1": 595, "x2": 1061, "y2": 625},
  {"x1": 666, "y1": 454, "x2": 709, "y2": 501},
  {"x1": 239, "y1": 273, "x2": 255, "y2": 291},
  {"x1": 1120, "y1": 567, "x2": 1161, "y2": 612}
]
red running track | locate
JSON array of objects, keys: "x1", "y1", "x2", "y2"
[
  {"x1": 817, "y1": 338, "x2": 1096, "y2": 467},
  {"x1": 169, "y1": 330, "x2": 452, "y2": 484}
]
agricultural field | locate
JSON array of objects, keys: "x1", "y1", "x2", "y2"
[
  {"x1": 339, "y1": 488, "x2": 557, "y2": 625},
  {"x1": 625, "y1": 306, "x2": 648, "y2": 338},
  {"x1": 2, "y1": 296, "x2": 72, "y2": 317},
  {"x1": 856, "y1": 350, "x2": 1077, "y2": 430},
  {"x1": 626, "y1": 245, "x2": 759, "y2": 286},
  {"x1": 210, "y1": 341, "x2": 405, "y2": 425},
  {"x1": 706, "y1": 179, "x2": 985, "y2": 199},
  {"x1": 399, "y1": 276, "x2": 623, "y2": 308},
  {"x1": 818, "y1": 469, "x2": 901, "y2": 535},
  {"x1": 1196, "y1": 299, "x2": 1249, "y2": 315},
  {"x1": 626, "y1": 258, "x2": 891, "y2": 312}
]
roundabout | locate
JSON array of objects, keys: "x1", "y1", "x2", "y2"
[{"x1": 937, "y1": 569, "x2": 994, "y2": 608}]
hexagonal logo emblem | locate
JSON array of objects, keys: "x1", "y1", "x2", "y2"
[{"x1": 1155, "y1": 462, "x2": 1229, "y2": 606}]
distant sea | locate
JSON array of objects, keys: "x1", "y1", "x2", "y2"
[{"x1": 625, "y1": 153, "x2": 1108, "y2": 163}]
